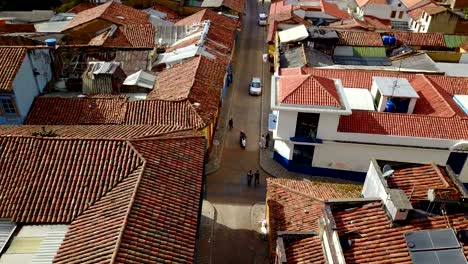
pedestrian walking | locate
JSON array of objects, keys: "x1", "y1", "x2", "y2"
[
  {"x1": 254, "y1": 170, "x2": 260, "y2": 187},
  {"x1": 265, "y1": 133, "x2": 270, "y2": 148},
  {"x1": 228, "y1": 118, "x2": 233, "y2": 130},
  {"x1": 247, "y1": 170, "x2": 253, "y2": 186},
  {"x1": 259, "y1": 134, "x2": 266, "y2": 149}
]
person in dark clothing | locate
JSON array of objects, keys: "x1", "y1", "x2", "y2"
[
  {"x1": 228, "y1": 118, "x2": 233, "y2": 130},
  {"x1": 247, "y1": 170, "x2": 253, "y2": 186},
  {"x1": 254, "y1": 170, "x2": 260, "y2": 187},
  {"x1": 265, "y1": 133, "x2": 270, "y2": 148}
]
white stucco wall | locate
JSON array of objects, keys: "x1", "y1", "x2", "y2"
[
  {"x1": 362, "y1": 162, "x2": 386, "y2": 198},
  {"x1": 359, "y1": 3, "x2": 408, "y2": 21},
  {"x1": 460, "y1": 53, "x2": 468, "y2": 64},
  {"x1": 312, "y1": 141, "x2": 450, "y2": 172},
  {"x1": 316, "y1": 113, "x2": 339, "y2": 140},
  {"x1": 275, "y1": 110, "x2": 298, "y2": 140},
  {"x1": 12, "y1": 58, "x2": 40, "y2": 121},
  {"x1": 274, "y1": 140, "x2": 294, "y2": 160},
  {"x1": 27, "y1": 49, "x2": 53, "y2": 92}
]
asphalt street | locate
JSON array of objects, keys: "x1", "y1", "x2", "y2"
[{"x1": 205, "y1": 0, "x2": 270, "y2": 262}]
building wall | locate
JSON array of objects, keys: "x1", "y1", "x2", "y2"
[
  {"x1": 311, "y1": 141, "x2": 450, "y2": 173},
  {"x1": 427, "y1": 12, "x2": 458, "y2": 34},
  {"x1": 27, "y1": 49, "x2": 54, "y2": 92},
  {"x1": 12, "y1": 57, "x2": 41, "y2": 122},
  {"x1": 275, "y1": 110, "x2": 298, "y2": 140},
  {"x1": 358, "y1": 2, "x2": 408, "y2": 21}
]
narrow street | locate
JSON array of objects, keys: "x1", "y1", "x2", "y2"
[{"x1": 204, "y1": 0, "x2": 270, "y2": 262}]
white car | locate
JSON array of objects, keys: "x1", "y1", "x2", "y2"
[
  {"x1": 249, "y1": 77, "x2": 262, "y2": 95},
  {"x1": 258, "y1": 13, "x2": 267, "y2": 26}
]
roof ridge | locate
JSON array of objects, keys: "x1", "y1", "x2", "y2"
[
  {"x1": 418, "y1": 74, "x2": 457, "y2": 118},
  {"x1": 0, "y1": 134, "x2": 129, "y2": 142},
  {"x1": 109, "y1": 158, "x2": 147, "y2": 264},
  {"x1": 313, "y1": 75, "x2": 341, "y2": 105},
  {"x1": 269, "y1": 181, "x2": 325, "y2": 202}
]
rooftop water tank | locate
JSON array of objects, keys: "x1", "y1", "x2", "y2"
[
  {"x1": 382, "y1": 35, "x2": 396, "y2": 46},
  {"x1": 45, "y1": 38, "x2": 56, "y2": 47}
]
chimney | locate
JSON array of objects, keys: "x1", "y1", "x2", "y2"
[{"x1": 362, "y1": 160, "x2": 413, "y2": 222}]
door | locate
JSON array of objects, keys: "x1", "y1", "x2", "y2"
[
  {"x1": 447, "y1": 152, "x2": 468, "y2": 174},
  {"x1": 292, "y1": 144, "x2": 315, "y2": 167}
]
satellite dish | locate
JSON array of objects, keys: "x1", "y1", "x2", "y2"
[
  {"x1": 382, "y1": 164, "x2": 393, "y2": 173},
  {"x1": 382, "y1": 170, "x2": 394, "y2": 178}
]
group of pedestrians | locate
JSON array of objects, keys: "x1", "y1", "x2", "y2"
[
  {"x1": 259, "y1": 133, "x2": 270, "y2": 149},
  {"x1": 247, "y1": 170, "x2": 260, "y2": 187}
]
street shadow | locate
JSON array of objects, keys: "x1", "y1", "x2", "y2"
[{"x1": 212, "y1": 220, "x2": 269, "y2": 264}]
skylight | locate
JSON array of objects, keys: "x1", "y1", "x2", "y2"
[{"x1": 454, "y1": 95, "x2": 468, "y2": 114}]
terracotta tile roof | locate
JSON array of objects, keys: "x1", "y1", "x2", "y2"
[
  {"x1": 125, "y1": 100, "x2": 206, "y2": 128},
  {"x1": 0, "y1": 134, "x2": 205, "y2": 263},
  {"x1": 401, "y1": 0, "x2": 430, "y2": 8},
  {"x1": 386, "y1": 163, "x2": 461, "y2": 205},
  {"x1": 421, "y1": 5, "x2": 447, "y2": 15},
  {"x1": 355, "y1": 0, "x2": 388, "y2": 7},
  {"x1": 67, "y1": 2, "x2": 98, "y2": 14},
  {"x1": 453, "y1": 0, "x2": 468, "y2": 8},
  {"x1": 0, "y1": 137, "x2": 142, "y2": 223},
  {"x1": 176, "y1": 9, "x2": 238, "y2": 30},
  {"x1": 286, "y1": 68, "x2": 468, "y2": 140},
  {"x1": 330, "y1": 201, "x2": 468, "y2": 263},
  {"x1": 149, "y1": 56, "x2": 226, "y2": 125},
  {"x1": 150, "y1": 5, "x2": 181, "y2": 22},
  {"x1": 0, "y1": 47, "x2": 27, "y2": 92},
  {"x1": 279, "y1": 75, "x2": 342, "y2": 107},
  {"x1": 408, "y1": 2, "x2": 438, "y2": 20},
  {"x1": 222, "y1": 0, "x2": 246, "y2": 13},
  {"x1": 267, "y1": 178, "x2": 361, "y2": 263},
  {"x1": 174, "y1": 9, "x2": 237, "y2": 63},
  {"x1": 321, "y1": 0, "x2": 349, "y2": 19},
  {"x1": 64, "y1": 1, "x2": 149, "y2": 31},
  {"x1": 89, "y1": 24, "x2": 155, "y2": 48},
  {"x1": 388, "y1": 31, "x2": 446, "y2": 47},
  {"x1": 25, "y1": 96, "x2": 206, "y2": 129},
  {"x1": 337, "y1": 31, "x2": 384, "y2": 46},
  {"x1": 269, "y1": 1, "x2": 294, "y2": 22},
  {"x1": 25, "y1": 96, "x2": 128, "y2": 125},
  {"x1": 0, "y1": 125, "x2": 189, "y2": 139},
  {"x1": 0, "y1": 23, "x2": 35, "y2": 33},
  {"x1": 329, "y1": 16, "x2": 391, "y2": 31}
]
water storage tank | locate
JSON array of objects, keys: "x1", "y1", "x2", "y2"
[
  {"x1": 382, "y1": 36, "x2": 396, "y2": 46},
  {"x1": 45, "y1": 38, "x2": 56, "y2": 47}
]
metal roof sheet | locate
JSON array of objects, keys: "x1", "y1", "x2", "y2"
[
  {"x1": 352, "y1": 47, "x2": 387, "y2": 57},
  {"x1": 0, "y1": 221, "x2": 16, "y2": 254},
  {"x1": 444, "y1": 34, "x2": 468, "y2": 48},
  {"x1": 278, "y1": 25, "x2": 309, "y2": 43},
  {"x1": 123, "y1": 70, "x2": 156, "y2": 89}
]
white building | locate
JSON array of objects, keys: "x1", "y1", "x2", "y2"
[
  {"x1": 355, "y1": 0, "x2": 409, "y2": 22},
  {"x1": 270, "y1": 67, "x2": 468, "y2": 185},
  {"x1": 0, "y1": 47, "x2": 54, "y2": 125}
]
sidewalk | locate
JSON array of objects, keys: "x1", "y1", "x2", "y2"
[{"x1": 197, "y1": 200, "x2": 216, "y2": 264}]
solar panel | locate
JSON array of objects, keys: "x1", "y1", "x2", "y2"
[
  {"x1": 405, "y1": 229, "x2": 468, "y2": 264},
  {"x1": 405, "y1": 229, "x2": 460, "y2": 251}
]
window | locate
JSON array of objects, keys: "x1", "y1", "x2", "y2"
[
  {"x1": 426, "y1": 13, "x2": 430, "y2": 22},
  {"x1": 391, "y1": 11, "x2": 396, "y2": 18},
  {"x1": 295, "y1": 113, "x2": 320, "y2": 138},
  {"x1": 374, "y1": 90, "x2": 382, "y2": 108},
  {"x1": 0, "y1": 97, "x2": 16, "y2": 115},
  {"x1": 398, "y1": 11, "x2": 404, "y2": 19}
]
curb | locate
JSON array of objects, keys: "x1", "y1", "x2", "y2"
[{"x1": 204, "y1": 200, "x2": 217, "y2": 264}]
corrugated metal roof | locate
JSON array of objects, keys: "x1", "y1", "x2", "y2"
[
  {"x1": 0, "y1": 221, "x2": 16, "y2": 253},
  {"x1": 333, "y1": 56, "x2": 391, "y2": 66},
  {"x1": 123, "y1": 70, "x2": 156, "y2": 89},
  {"x1": 0, "y1": 225, "x2": 68, "y2": 264},
  {"x1": 352, "y1": 47, "x2": 386, "y2": 57},
  {"x1": 155, "y1": 24, "x2": 191, "y2": 47},
  {"x1": 444, "y1": 34, "x2": 468, "y2": 48}
]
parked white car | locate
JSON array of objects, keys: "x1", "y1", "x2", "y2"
[
  {"x1": 249, "y1": 77, "x2": 262, "y2": 95},
  {"x1": 258, "y1": 12, "x2": 267, "y2": 26}
]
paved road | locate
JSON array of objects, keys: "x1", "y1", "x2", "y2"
[{"x1": 205, "y1": 0, "x2": 269, "y2": 262}]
